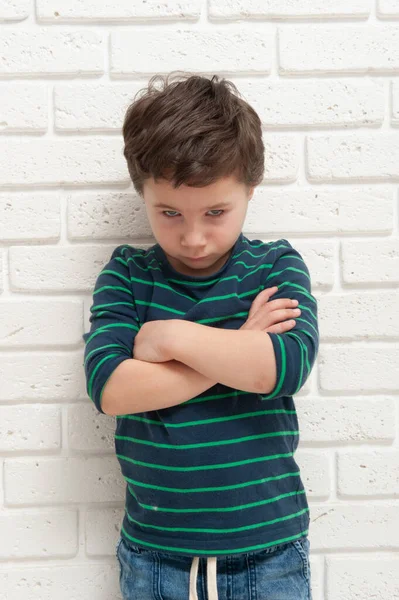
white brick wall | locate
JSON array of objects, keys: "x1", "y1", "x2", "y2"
[{"x1": 0, "y1": 1, "x2": 398, "y2": 599}]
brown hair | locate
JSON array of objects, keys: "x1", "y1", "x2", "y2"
[{"x1": 122, "y1": 71, "x2": 264, "y2": 197}]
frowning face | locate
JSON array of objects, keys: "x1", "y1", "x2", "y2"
[{"x1": 142, "y1": 174, "x2": 254, "y2": 277}]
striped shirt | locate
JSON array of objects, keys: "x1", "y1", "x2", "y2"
[{"x1": 82, "y1": 232, "x2": 319, "y2": 557}]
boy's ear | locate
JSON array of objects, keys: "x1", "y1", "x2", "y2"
[{"x1": 248, "y1": 186, "x2": 255, "y2": 201}]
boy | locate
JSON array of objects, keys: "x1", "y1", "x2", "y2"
[{"x1": 83, "y1": 72, "x2": 319, "y2": 600}]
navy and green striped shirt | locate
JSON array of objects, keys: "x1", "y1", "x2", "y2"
[{"x1": 82, "y1": 232, "x2": 319, "y2": 557}]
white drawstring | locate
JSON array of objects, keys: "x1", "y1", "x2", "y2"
[
  {"x1": 189, "y1": 556, "x2": 218, "y2": 600},
  {"x1": 189, "y1": 556, "x2": 199, "y2": 599}
]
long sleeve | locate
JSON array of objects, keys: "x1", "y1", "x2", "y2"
[
  {"x1": 262, "y1": 241, "x2": 319, "y2": 400},
  {"x1": 82, "y1": 245, "x2": 141, "y2": 413}
]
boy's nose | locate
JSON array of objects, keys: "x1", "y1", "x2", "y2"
[{"x1": 181, "y1": 232, "x2": 207, "y2": 249}]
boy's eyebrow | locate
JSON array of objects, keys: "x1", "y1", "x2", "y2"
[{"x1": 153, "y1": 201, "x2": 232, "y2": 209}]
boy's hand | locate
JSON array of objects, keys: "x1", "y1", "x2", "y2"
[
  {"x1": 132, "y1": 320, "x2": 175, "y2": 363},
  {"x1": 240, "y1": 286, "x2": 301, "y2": 334}
]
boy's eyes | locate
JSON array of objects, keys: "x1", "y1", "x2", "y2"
[{"x1": 162, "y1": 210, "x2": 225, "y2": 218}]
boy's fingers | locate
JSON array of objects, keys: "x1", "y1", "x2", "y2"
[
  {"x1": 254, "y1": 286, "x2": 278, "y2": 303},
  {"x1": 249, "y1": 286, "x2": 278, "y2": 314}
]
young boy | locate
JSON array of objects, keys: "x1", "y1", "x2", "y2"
[{"x1": 83, "y1": 72, "x2": 319, "y2": 600}]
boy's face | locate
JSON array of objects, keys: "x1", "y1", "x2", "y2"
[{"x1": 142, "y1": 174, "x2": 254, "y2": 277}]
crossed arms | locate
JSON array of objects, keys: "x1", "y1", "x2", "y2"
[
  {"x1": 85, "y1": 244, "x2": 319, "y2": 417},
  {"x1": 101, "y1": 320, "x2": 277, "y2": 416}
]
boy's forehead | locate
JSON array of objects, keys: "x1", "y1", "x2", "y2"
[{"x1": 143, "y1": 174, "x2": 245, "y2": 207}]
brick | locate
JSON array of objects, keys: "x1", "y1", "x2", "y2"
[
  {"x1": 67, "y1": 191, "x2": 151, "y2": 239},
  {"x1": 0, "y1": 29, "x2": 103, "y2": 76},
  {"x1": 0, "y1": 352, "x2": 86, "y2": 401},
  {"x1": 110, "y1": 29, "x2": 273, "y2": 75},
  {"x1": 9, "y1": 244, "x2": 124, "y2": 291},
  {"x1": 262, "y1": 135, "x2": 299, "y2": 181},
  {"x1": 37, "y1": 0, "x2": 201, "y2": 21},
  {"x1": 0, "y1": 256, "x2": 4, "y2": 294},
  {"x1": 246, "y1": 186, "x2": 392, "y2": 233},
  {"x1": 378, "y1": 0, "x2": 399, "y2": 17},
  {"x1": 0, "y1": 299, "x2": 83, "y2": 346},
  {"x1": 0, "y1": 0, "x2": 30, "y2": 21},
  {"x1": 326, "y1": 556, "x2": 399, "y2": 600},
  {"x1": 0, "y1": 139, "x2": 128, "y2": 186},
  {"x1": 0, "y1": 405, "x2": 61, "y2": 452},
  {"x1": 297, "y1": 397, "x2": 396, "y2": 443},
  {"x1": 85, "y1": 508, "x2": 124, "y2": 556},
  {"x1": 309, "y1": 555, "x2": 324, "y2": 600},
  {"x1": 392, "y1": 82, "x2": 399, "y2": 125},
  {"x1": 68, "y1": 404, "x2": 115, "y2": 452},
  {"x1": 295, "y1": 451, "x2": 330, "y2": 499},
  {"x1": 235, "y1": 78, "x2": 384, "y2": 127},
  {"x1": 54, "y1": 83, "x2": 143, "y2": 131},
  {"x1": 310, "y1": 503, "x2": 399, "y2": 549},
  {"x1": 0, "y1": 565, "x2": 121, "y2": 600},
  {"x1": 210, "y1": 0, "x2": 371, "y2": 18},
  {"x1": 279, "y1": 26, "x2": 399, "y2": 74},
  {"x1": 0, "y1": 511, "x2": 77, "y2": 558},
  {"x1": 319, "y1": 345, "x2": 399, "y2": 392},
  {"x1": 341, "y1": 239, "x2": 399, "y2": 284},
  {"x1": 307, "y1": 134, "x2": 399, "y2": 181},
  {"x1": 338, "y1": 450, "x2": 399, "y2": 497},
  {"x1": 319, "y1": 292, "x2": 399, "y2": 338},
  {"x1": 0, "y1": 194, "x2": 60, "y2": 241},
  {"x1": 4, "y1": 456, "x2": 125, "y2": 505},
  {"x1": 0, "y1": 459, "x2": 3, "y2": 505},
  {"x1": 0, "y1": 85, "x2": 47, "y2": 131}
]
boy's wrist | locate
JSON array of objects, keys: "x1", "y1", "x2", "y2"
[{"x1": 163, "y1": 319, "x2": 191, "y2": 360}]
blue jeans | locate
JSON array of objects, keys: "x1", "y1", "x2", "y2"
[{"x1": 115, "y1": 535, "x2": 312, "y2": 600}]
